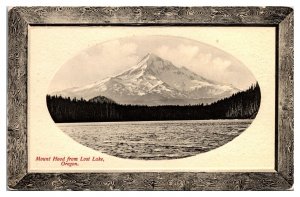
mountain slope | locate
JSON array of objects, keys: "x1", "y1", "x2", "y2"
[{"x1": 52, "y1": 53, "x2": 239, "y2": 105}]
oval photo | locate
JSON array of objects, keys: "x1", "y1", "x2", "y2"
[{"x1": 47, "y1": 35, "x2": 261, "y2": 160}]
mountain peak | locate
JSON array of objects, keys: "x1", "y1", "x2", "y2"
[
  {"x1": 141, "y1": 52, "x2": 161, "y2": 63},
  {"x1": 181, "y1": 66, "x2": 189, "y2": 70},
  {"x1": 138, "y1": 53, "x2": 175, "y2": 71},
  {"x1": 53, "y1": 53, "x2": 239, "y2": 105}
]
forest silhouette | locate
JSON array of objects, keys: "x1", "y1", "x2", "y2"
[{"x1": 46, "y1": 83, "x2": 260, "y2": 123}]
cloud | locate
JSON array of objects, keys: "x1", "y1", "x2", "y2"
[
  {"x1": 195, "y1": 53, "x2": 212, "y2": 65},
  {"x1": 212, "y1": 57, "x2": 231, "y2": 70},
  {"x1": 189, "y1": 55, "x2": 234, "y2": 84},
  {"x1": 49, "y1": 41, "x2": 139, "y2": 92},
  {"x1": 154, "y1": 44, "x2": 235, "y2": 85},
  {"x1": 94, "y1": 40, "x2": 138, "y2": 68},
  {"x1": 155, "y1": 44, "x2": 199, "y2": 66},
  {"x1": 79, "y1": 40, "x2": 139, "y2": 77},
  {"x1": 155, "y1": 44, "x2": 244, "y2": 86}
]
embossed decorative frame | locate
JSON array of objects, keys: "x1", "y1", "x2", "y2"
[{"x1": 7, "y1": 6, "x2": 293, "y2": 190}]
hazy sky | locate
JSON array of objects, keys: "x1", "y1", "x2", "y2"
[{"x1": 49, "y1": 35, "x2": 256, "y2": 92}]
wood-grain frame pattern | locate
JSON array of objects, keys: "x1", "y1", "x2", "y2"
[{"x1": 7, "y1": 6, "x2": 294, "y2": 191}]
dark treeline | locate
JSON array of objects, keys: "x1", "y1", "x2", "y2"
[{"x1": 47, "y1": 83, "x2": 260, "y2": 123}]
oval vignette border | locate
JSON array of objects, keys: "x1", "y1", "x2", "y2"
[{"x1": 46, "y1": 35, "x2": 261, "y2": 160}]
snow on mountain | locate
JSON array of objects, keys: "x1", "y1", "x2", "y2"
[{"x1": 51, "y1": 53, "x2": 239, "y2": 105}]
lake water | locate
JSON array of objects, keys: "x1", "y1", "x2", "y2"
[{"x1": 57, "y1": 119, "x2": 252, "y2": 160}]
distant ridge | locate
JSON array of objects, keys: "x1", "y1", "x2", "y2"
[{"x1": 88, "y1": 96, "x2": 116, "y2": 104}]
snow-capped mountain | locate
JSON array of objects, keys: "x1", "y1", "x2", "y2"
[{"x1": 52, "y1": 53, "x2": 239, "y2": 105}]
